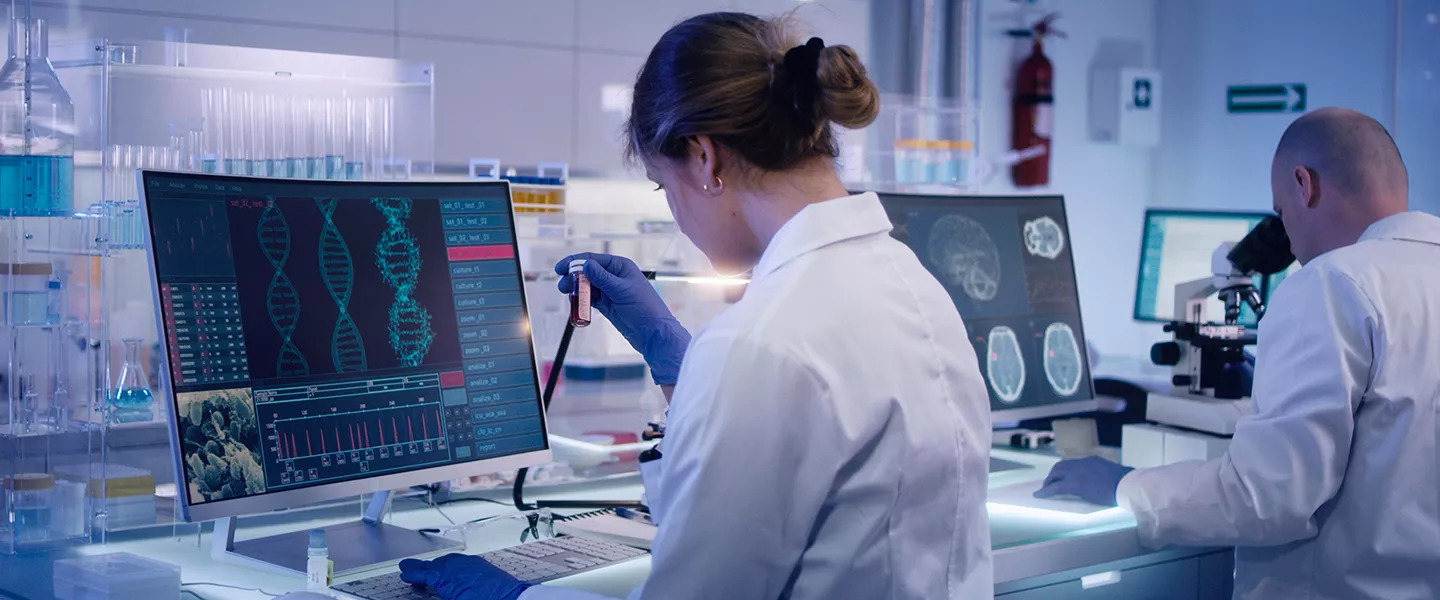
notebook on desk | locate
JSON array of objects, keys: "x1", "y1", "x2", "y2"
[{"x1": 555, "y1": 509, "x2": 658, "y2": 550}]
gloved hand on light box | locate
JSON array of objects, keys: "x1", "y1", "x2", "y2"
[
  {"x1": 555, "y1": 253, "x2": 692, "y2": 387},
  {"x1": 1033, "y1": 456, "x2": 1135, "y2": 507},
  {"x1": 399, "y1": 553, "x2": 531, "y2": 600}
]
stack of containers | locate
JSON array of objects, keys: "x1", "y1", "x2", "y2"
[{"x1": 54, "y1": 463, "x2": 156, "y2": 530}]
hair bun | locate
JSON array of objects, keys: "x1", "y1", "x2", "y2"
[{"x1": 816, "y1": 44, "x2": 880, "y2": 129}]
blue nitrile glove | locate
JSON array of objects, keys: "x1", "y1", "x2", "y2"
[
  {"x1": 399, "y1": 553, "x2": 532, "y2": 600},
  {"x1": 555, "y1": 253, "x2": 692, "y2": 386},
  {"x1": 1033, "y1": 456, "x2": 1135, "y2": 507}
]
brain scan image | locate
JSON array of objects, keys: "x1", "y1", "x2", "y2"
[
  {"x1": 927, "y1": 214, "x2": 1002, "y2": 301},
  {"x1": 1042, "y1": 322, "x2": 1084, "y2": 396},
  {"x1": 1023, "y1": 216, "x2": 1065, "y2": 259},
  {"x1": 985, "y1": 326, "x2": 1026, "y2": 403}
]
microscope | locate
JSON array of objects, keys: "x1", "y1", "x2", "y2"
[{"x1": 1124, "y1": 216, "x2": 1294, "y2": 466}]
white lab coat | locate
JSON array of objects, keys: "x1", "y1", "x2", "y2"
[
  {"x1": 1116, "y1": 211, "x2": 1440, "y2": 599},
  {"x1": 523, "y1": 193, "x2": 993, "y2": 600}
]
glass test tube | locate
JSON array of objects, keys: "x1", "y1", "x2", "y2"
[
  {"x1": 250, "y1": 93, "x2": 270, "y2": 177},
  {"x1": 268, "y1": 95, "x2": 287, "y2": 177},
  {"x1": 345, "y1": 98, "x2": 366, "y2": 180},
  {"x1": 287, "y1": 97, "x2": 307, "y2": 178},
  {"x1": 367, "y1": 97, "x2": 393, "y2": 179},
  {"x1": 324, "y1": 98, "x2": 344, "y2": 179},
  {"x1": 199, "y1": 89, "x2": 220, "y2": 173},
  {"x1": 306, "y1": 99, "x2": 326, "y2": 179}
]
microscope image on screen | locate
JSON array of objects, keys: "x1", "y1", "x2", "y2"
[
  {"x1": 225, "y1": 196, "x2": 462, "y2": 383},
  {"x1": 177, "y1": 388, "x2": 267, "y2": 502}
]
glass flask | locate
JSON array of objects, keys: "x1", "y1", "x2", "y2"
[
  {"x1": 108, "y1": 339, "x2": 155, "y2": 423},
  {"x1": 0, "y1": 18, "x2": 75, "y2": 216}
]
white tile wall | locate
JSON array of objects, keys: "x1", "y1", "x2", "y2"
[
  {"x1": 573, "y1": 51, "x2": 646, "y2": 176},
  {"x1": 575, "y1": 0, "x2": 728, "y2": 54},
  {"x1": 185, "y1": 0, "x2": 399, "y2": 31}
]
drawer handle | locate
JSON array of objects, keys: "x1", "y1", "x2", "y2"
[{"x1": 1081, "y1": 570, "x2": 1123, "y2": 589}]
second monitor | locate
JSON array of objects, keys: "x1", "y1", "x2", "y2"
[{"x1": 876, "y1": 192, "x2": 1097, "y2": 422}]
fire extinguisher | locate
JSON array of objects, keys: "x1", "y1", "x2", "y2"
[{"x1": 1009, "y1": 13, "x2": 1064, "y2": 188}]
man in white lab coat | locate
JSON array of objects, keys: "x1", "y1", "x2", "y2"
[{"x1": 1036, "y1": 107, "x2": 1440, "y2": 599}]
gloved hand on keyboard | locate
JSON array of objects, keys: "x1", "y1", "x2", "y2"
[
  {"x1": 399, "y1": 553, "x2": 532, "y2": 600},
  {"x1": 1032, "y1": 456, "x2": 1135, "y2": 506},
  {"x1": 555, "y1": 253, "x2": 692, "y2": 386}
]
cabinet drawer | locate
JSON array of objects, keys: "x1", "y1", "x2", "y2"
[{"x1": 998, "y1": 557, "x2": 1201, "y2": 600}]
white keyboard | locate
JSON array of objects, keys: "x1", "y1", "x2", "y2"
[{"x1": 333, "y1": 535, "x2": 648, "y2": 599}]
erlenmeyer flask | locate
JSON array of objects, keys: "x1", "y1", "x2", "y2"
[
  {"x1": 108, "y1": 339, "x2": 154, "y2": 423},
  {"x1": 0, "y1": 17, "x2": 75, "y2": 216}
]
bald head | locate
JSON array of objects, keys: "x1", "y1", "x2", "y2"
[{"x1": 1271, "y1": 108, "x2": 1409, "y2": 264}]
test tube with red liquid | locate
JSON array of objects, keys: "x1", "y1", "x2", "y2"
[{"x1": 569, "y1": 259, "x2": 592, "y2": 327}]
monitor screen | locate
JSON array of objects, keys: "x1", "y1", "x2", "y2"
[
  {"x1": 142, "y1": 172, "x2": 548, "y2": 519},
  {"x1": 876, "y1": 193, "x2": 1095, "y2": 419},
  {"x1": 1133, "y1": 209, "x2": 1296, "y2": 325}
]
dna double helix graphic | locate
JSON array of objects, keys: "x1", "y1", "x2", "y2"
[
  {"x1": 317, "y1": 198, "x2": 367, "y2": 373},
  {"x1": 258, "y1": 199, "x2": 310, "y2": 377},
  {"x1": 372, "y1": 198, "x2": 434, "y2": 367}
]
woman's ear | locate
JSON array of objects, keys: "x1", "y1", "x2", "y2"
[{"x1": 687, "y1": 135, "x2": 723, "y2": 194}]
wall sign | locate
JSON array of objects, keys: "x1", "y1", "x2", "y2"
[{"x1": 1227, "y1": 84, "x2": 1307, "y2": 114}]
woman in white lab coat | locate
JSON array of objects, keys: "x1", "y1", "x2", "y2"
[{"x1": 401, "y1": 12, "x2": 994, "y2": 600}]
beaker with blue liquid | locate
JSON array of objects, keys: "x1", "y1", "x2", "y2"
[
  {"x1": 108, "y1": 339, "x2": 155, "y2": 423},
  {"x1": 0, "y1": 17, "x2": 75, "y2": 217}
]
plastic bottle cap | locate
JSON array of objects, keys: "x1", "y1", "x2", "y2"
[
  {"x1": 569, "y1": 259, "x2": 587, "y2": 272},
  {"x1": 5, "y1": 474, "x2": 56, "y2": 491},
  {"x1": 308, "y1": 529, "x2": 327, "y2": 549}
]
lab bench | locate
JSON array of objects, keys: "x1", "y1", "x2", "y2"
[{"x1": 0, "y1": 449, "x2": 1231, "y2": 600}]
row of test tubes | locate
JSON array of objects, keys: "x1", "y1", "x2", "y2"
[
  {"x1": 181, "y1": 89, "x2": 402, "y2": 181},
  {"x1": 103, "y1": 145, "x2": 184, "y2": 249}
]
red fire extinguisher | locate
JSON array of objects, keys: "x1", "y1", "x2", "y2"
[{"x1": 1010, "y1": 13, "x2": 1064, "y2": 188}]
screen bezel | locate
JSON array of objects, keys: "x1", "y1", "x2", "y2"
[
  {"x1": 869, "y1": 191, "x2": 1100, "y2": 423},
  {"x1": 139, "y1": 170, "x2": 553, "y2": 523},
  {"x1": 1132, "y1": 208, "x2": 1274, "y2": 324}
]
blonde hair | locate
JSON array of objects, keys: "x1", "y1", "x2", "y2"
[{"x1": 626, "y1": 12, "x2": 879, "y2": 173}]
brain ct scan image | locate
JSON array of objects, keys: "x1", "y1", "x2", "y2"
[
  {"x1": 986, "y1": 326, "x2": 1026, "y2": 403},
  {"x1": 1023, "y1": 216, "x2": 1065, "y2": 259},
  {"x1": 927, "y1": 214, "x2": 1002, "y2": 301},
  {"x1": 1042, "y1": 322, "x2": 1083, "y2": 396}
]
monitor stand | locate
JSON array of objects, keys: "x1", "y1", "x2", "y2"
[{"x1": 211, "y1": 491, "x2": 462, "y2": 577}]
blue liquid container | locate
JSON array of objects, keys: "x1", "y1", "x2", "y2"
[
  {"x1": 0, "y1": 156, "x2": 73, "y2": 216},
  {"x1": 345, "y1": 161, "x2": 364, "y2": 180},
  {"x1": 1, "y1": 19, "x2": 75, "y2": 217},
  {"x1": 306, "y1": 157, "x2": 325, "y2": 179},
  {"x1": 223, "y1": 158, "x2": 245, "y2": 175},
  {"x1": 287, "y1": 158, "x2": 306, "y2": 178},
  {"x1": 200, "y1": 157, "x2": 219, "y2": 174},
  {"x1": 109, "y1": 339, "x2": 155, "y2": 423},
  {"x1": 325, "y1": 155, "x2": 344, "y2": 179},
  {"x1": 270, "y1": 159, "x2": 286, "y2": 178}
]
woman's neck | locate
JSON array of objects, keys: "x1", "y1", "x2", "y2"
[{"x1": 737, "y1": 161, "x2": 851, "y2": 250}]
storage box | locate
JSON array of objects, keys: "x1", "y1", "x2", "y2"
[{"x1": 53, "y1": 552, "x2": 181, "y2": 600}]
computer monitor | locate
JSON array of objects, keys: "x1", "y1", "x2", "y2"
[
  {"x1": 141, "y1": 172, "x2": 551, "y2": 527},
  {"x1": 1133, "y1": 209, "x2": 1296, "y2": 326},
  {"x1": 875, "y1": 192, "x2": 1098, "y2": 422}
]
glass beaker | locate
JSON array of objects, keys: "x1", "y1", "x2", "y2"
[
  {"x1": 0, "y1": 18, "x2": 76, "y2": 216},
  {"x1": 108, "y1": 339, "x2": 155, "y2": 423},
  {"x1": 6, "y1": 473, "x2": 55, "y2": 544}
]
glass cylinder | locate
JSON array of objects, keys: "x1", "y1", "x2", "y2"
[
  {"x1": 108, "y1": 339, "x2": 155, "y2": 423},
  {"x1": 0, "y1": 18, "x2": 76, "y2": 216},
  {"x1": 6, "y1": 474, "x2": 55, "y2": 544},
  {"x1": 344, "y1": 98, "x2": 365, "y2": 180},
  {"x1": 306, "y1": 98, "x2": 325, "y2": 178}
]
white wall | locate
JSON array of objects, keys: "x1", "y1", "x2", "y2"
[
  {"x1": 976, "y1": 0, "x2": 1163, "y2": 359},
  {"x1": 23, "y1": 0, "x2": 869, "y2": 176},
  {"x1": 1154, "y1": 0, "x2": 1400, "y2": 217}
]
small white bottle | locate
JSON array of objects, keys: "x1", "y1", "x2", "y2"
[{"x1": 306, "y1": 529, "x2": 333, "y2": 591}]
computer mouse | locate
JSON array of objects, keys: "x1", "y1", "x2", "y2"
[{"x1": 273, "y1": 592, "x2": 337, "y2": 600}]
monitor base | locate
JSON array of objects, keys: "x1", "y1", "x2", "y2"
[{"x1": 211, "y1": 491, "x2": 462, "y2": 577}]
